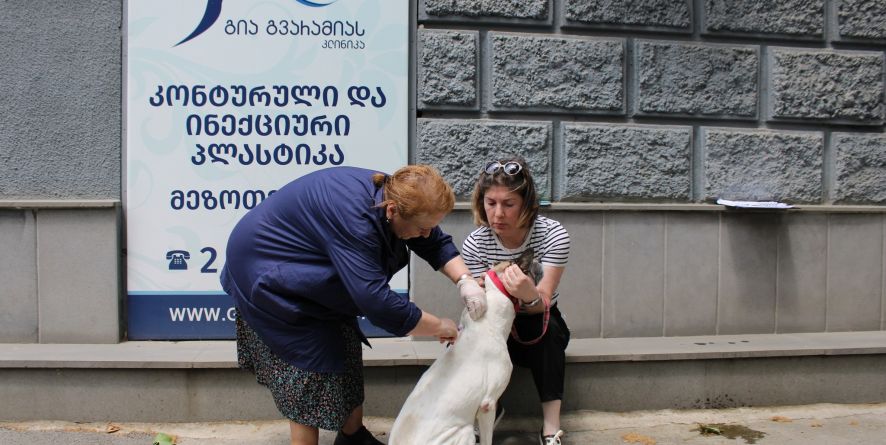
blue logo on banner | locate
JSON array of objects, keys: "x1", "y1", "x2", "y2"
[
  {"x1": 296, "y1": 0, "x2": 340, "y2": 6},
  {"x1": 175, "y1": 0, "x2": 223, "y2": 47}
]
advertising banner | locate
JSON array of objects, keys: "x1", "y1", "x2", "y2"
[{"x1": 126, "y1": 0, "x2": 408, "y2": 339}]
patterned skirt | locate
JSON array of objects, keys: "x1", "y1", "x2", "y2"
[{"x1": 235, "y1": 315, "x2": 364, "y2": 431}]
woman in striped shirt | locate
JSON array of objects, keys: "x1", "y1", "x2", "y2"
[{"x1": 461, "y1": 156, "x2": 571, "y2": 445}]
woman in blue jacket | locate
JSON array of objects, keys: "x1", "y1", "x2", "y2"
[{"x1": 221, "y1": 165, "x2": 485, "y2": 445}]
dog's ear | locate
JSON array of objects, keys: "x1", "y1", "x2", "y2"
[{"x1": 514, "y1": 248, "x2": 535, "y2": 274}]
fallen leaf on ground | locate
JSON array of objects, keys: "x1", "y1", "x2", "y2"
[
  {"x1": 622, "y1": 432, "x2": 656, "y2": 445},
  {"x1": 849, "y1": 421, "x2": 859, "y2": 426},
  {"x1": 105, "y1": 423, "x2": 121, "y2": 433},
  {"x1": 696, "y1": 424, "x2": 722, "y2": 435},
  {"x1": 694, "y1": 424, "x2": 766, "y2": 444},
  {"x1": 153, "y1": 432, "x2": 177, "y2": 445},
  {"x1": 810, "y1": 421, "x2": 823, "y2": 427},
  {"x1": 771, "y1": 416, "x2": 792, "y2": 423}
]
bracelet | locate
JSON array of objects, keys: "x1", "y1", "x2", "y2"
[{"x1": 520, "y1": 296, "x2": 542, "y2": 308}]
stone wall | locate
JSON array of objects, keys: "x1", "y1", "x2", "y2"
[
  {"x1": 1, "y1": 1, "x2": 885, "y2": 344},
  {"x1": 412, "y1": 0, "x2": 886, "y2": 339},
  {"x1": 416, "y1": 0, "x2": 886, "y2": 204}
]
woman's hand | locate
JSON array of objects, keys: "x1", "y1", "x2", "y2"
[
  {"x1": 502, "y1": 264, "x2": 538, "y2": 303},
  {"x1": 436, "y1": 318, "x2": 458, "y2": 344}
]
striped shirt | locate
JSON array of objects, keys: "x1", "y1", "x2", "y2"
[{"x1": 461, "y1": 215, "x2": 570, "y2": 305}]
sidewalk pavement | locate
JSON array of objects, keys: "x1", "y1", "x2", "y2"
[{"x1": 1, "y1": 402, "x2": 885, "y2": 444}]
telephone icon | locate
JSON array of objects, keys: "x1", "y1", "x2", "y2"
[{"x1": 166, "y1": 250, "x2": 191, "y2": 270}]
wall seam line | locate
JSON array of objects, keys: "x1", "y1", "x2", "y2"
[
  {"x1": 662, "y1": 213, "x2": 669, "y2": 336},
  {"x1": 715, "y1": 212, "x2": 721, "y2": 335},
  {"x1": 600, "y1": 212, "x2": 606, "y2": 338},
  {"x1": 33, "y1": 209, "x2": 41, "y2": 344},
  {"x1": 825, "y1": 214, "x2": 831, "y2": 332},
  {"x1": 774, "y1": 218, "x2": 781, "y2": 333}
]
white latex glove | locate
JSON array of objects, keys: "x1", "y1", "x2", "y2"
[{"x1": 458, "y1": 277, "x2": 487, "y2": 320}]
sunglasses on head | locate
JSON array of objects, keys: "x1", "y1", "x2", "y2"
[{"x1": 484, "y1": 161, "x2": 523, "y2": 176}]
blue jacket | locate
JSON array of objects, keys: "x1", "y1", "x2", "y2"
[{"x1": 220, "y1": 167, "x2": 459, "y2": 372}]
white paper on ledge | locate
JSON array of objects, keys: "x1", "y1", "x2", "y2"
[{"x1": 716, "y1": 198, "x2": 794, "y2": 209}]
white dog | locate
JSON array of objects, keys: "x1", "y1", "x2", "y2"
[{"x1": 388, "y1": 250, "x2": 539, "y2": 445}]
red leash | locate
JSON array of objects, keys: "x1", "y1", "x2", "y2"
[{"x1": 486, "y1": 270, "x2": 550, "y2": 346}]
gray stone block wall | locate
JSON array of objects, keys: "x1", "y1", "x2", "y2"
[
  {"x1": 416, "y1": 119, "x2": 551, "y2": 199},
  {"x1": 418, "y1": 30, "x2": 478, "y2": 109},
  {"x1": 833, "y1": 133, "x2": 886, "y2": 204},
  {"x1": 562, "y1": 123, "x2": 691, "y2": 200},
  {"x1": 837, "y1": 0, "x2": 886, "y2": 41},
  {"x1": 702, "y1": 128, "x2": 823, "y2": 203},
  {"x1": 420, "y1": 0, "x2": 550, "y2": 22},
  {"x1": 768, "y1": 48, "x2": 885, "y2": 125},
  {"x1": 703, "y1": 0, "x2": 824, "y2": 37},
  {"x1": 563, "y1": 0, "x2": 691, "y2": 30},
  {"x1": 636, "y1": 41, "x2": 758, "y2": 117},
  {"x1": 413, "y1": 1, "x2": 886, "y2": 342},
  {"x1": 419, "y1": 2, "x2": 885, "y2": 205},
  {"x1": 489, "y1": 33, "x2": 624, "y2": 113}
]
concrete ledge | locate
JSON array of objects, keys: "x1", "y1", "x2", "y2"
[
  {"x1": 0, "y1": 341, "x2": 238, "y2": 369},
  {"x1": 3, "y1": 333, "x2": 886, "y2": 421},
  {"x1": 564, "y1": 331, "x2": 886, "y2": 362},
  {"x1": 2, "y1": 331, "x2": 885, "y2": 369}
]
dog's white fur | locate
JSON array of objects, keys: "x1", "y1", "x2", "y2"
[{"x1": 387, "y1": 267, "x2": 518, "y2": 445}]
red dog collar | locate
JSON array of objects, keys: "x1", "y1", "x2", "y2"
[{"x1": 486, "y1": 270, "x2": 550, "y2": 345}]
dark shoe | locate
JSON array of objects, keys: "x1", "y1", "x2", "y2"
[
  {"x1": 474, "y1": 404, "x2": 506, "y2": 443},
  {"x1": 538, "y1": 429, "x2": 565, "y2": 445},
  {"x1": 334, "y1": 425, "x2": 384, "y2": 445}
]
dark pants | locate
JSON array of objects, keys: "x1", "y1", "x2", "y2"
[{"x1": 507, "y1": 305, "x2": 570, "y2": 402}]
